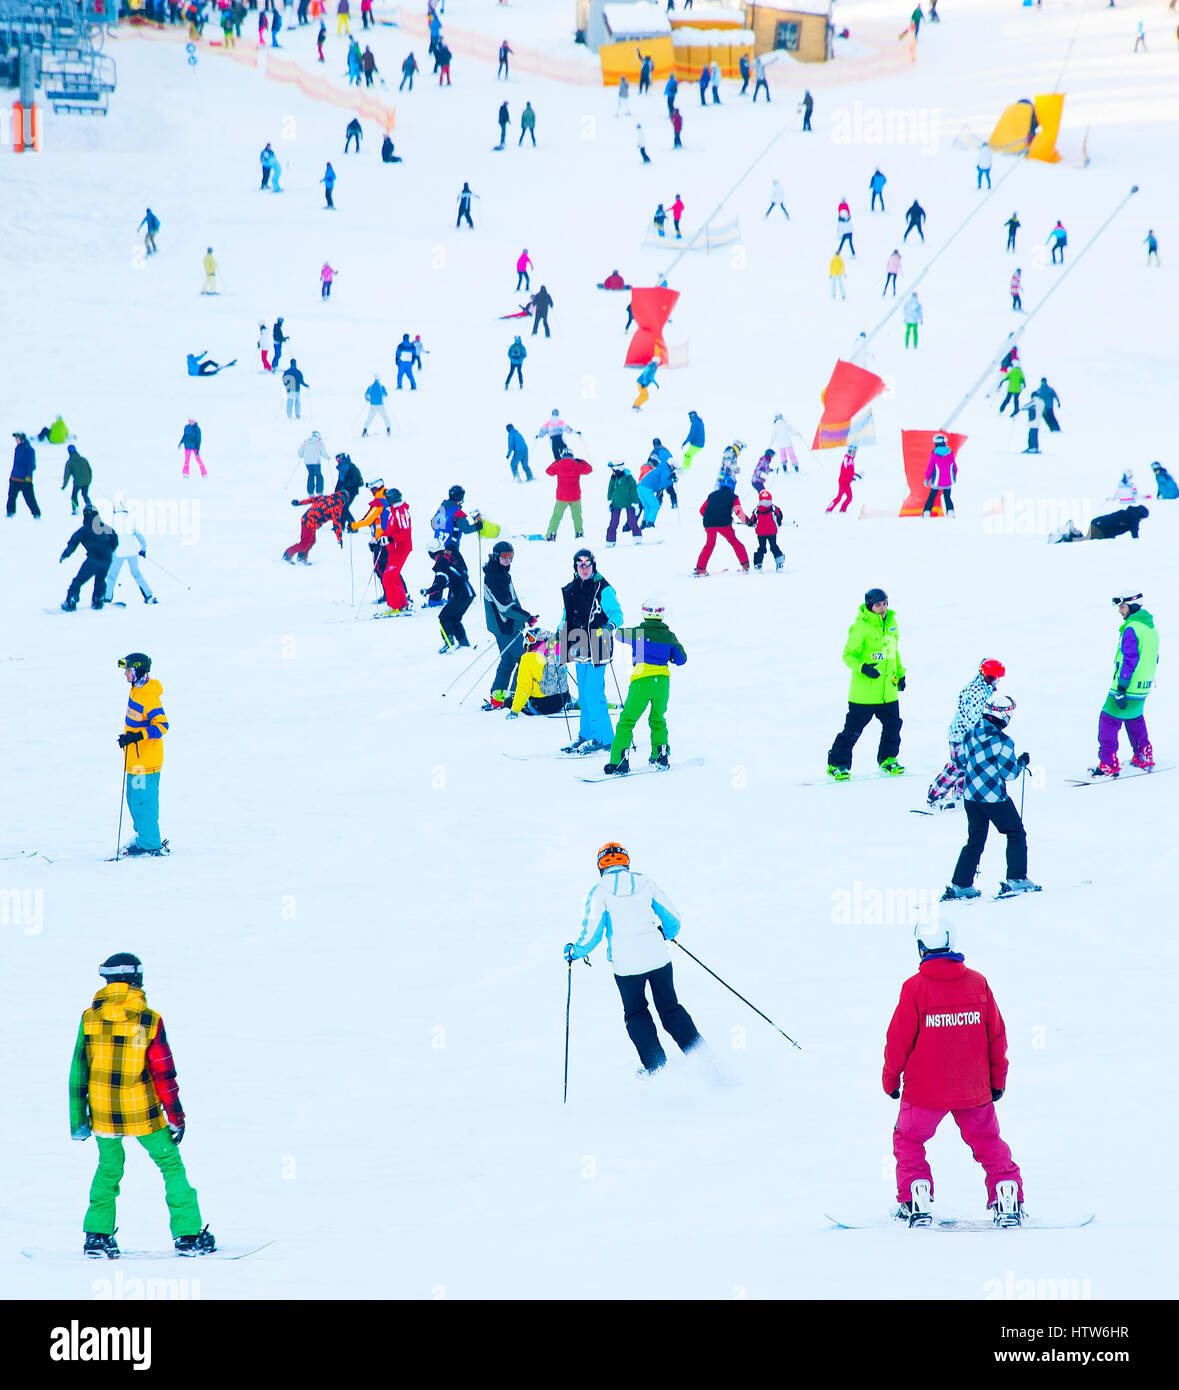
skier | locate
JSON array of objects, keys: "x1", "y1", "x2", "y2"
[
  {"x1": 606, "y1": 461, "x2": 643, "y2": 546},
  {"x1": 826, "y1": 447, "x2": 859, "y2": 513},
  {"x1": 60, "y1": 507, "x2": 117, "y2": 611},
  {"x1": 334, "y1": 453, "x2": 364, "y2": 519},
  {"x1": 836, "y1": 206, "x2": 855, "y2": 257},
  {"x1": 902, "y1": 291, "x2": 923, "y2": 348},
  {"x1": 747, "y1": 490, "x2": 785, "y2": 571},
  {"x1": 604, "y1": 602, "x2": 687, "y2": 774},
  {"x1": 1021, "y1": 399, "x2": 1041, "y2": 455},
  {"x1": 1092, "y1": 591, "x2": 1158, "y2": 776},
  {"x1": 926, "y1": 659, "x2": 1006, "y2": 811},
  {"x1": 1009, "y1": 268, "x2": 1022, "y2": 312},
  {"x1": 637, "y1": 48, "x2": 654, "y2": 93},
  {"x1": 321, "y1": 162, "x2": 337, "y2": 208},
  {"x1": 320, "y1": 262, "x2": 337, "y2": 299},
  {"x1": 799, "y1": 88, "x2": 813, "y2": 131},
  {"x1": 497, "y1": 38, "x2": 512, "y2": 79},
  {"x1": 883, "y1": 248, "x2": 901, "y2": 296},
  {"x1": 138, "y1": 207, "x2": 160, "y2": 256},
  {"x1": 361, "y1": 46, "x2": 377, "y2": 87},
  {"x1": 544, "y1": 448, "x2": 592, "y2": 540},
  {"x1": 670, "y1": 105, "x2": 683, "y2": 149},
  {"x1": 506, "y1": 423, "x2": 532, "y2": 481},
  {"x1": 636, "y1": 446, "x2": 675, "y2": 529},
  {"x1": 483, "y1": 540, "x2": 537, "y2": 708},
  {"x1": 1145, "y1": 229, "x2": 1160, "y2": 266},
  {"x1": 632, "y1": 358, "x2": 659, "y2": 410},
  {"x1": 709, "y1": 59, "x2": 721, "y2": 104},
  {"x1": 116, "y1": 651, "x2": 169, "y2": 854},
  {"x1": 519, "y1": 101, "x2": 536, "y2": 146},
  {"x1": 62, "y1": 444, "x2": 92, "y2": 515},
  {"x1": 681, "y1": 410, "x2": 705, "y2": 469},
  {"x1": 942, "y1": 693, "x2": 1039, "y2": 898},
  {"x1": 272, "y1": 317, "x2": 288, "y2": 371},
  {"x1": 903, "y1": 199, "x2": 926, "y2": 242},
  {"x1": 200, "y1": 247, "x2": 219, "y2": 294},
  {"x1": 430, "y1": 484, "x2": 482, "y2": 560},
  {"x1": 829, "y1": 250, "x2": 847, "y2": 300},
  {"x1": 752, "y1": 54, "x2": 769, "y2": 102},
  {"x1": 1004, "y1": 212, "x2": 1020, "y2": 252},
  {"x1": 922, "y1": 432, "x2": 957, "y2": 516},
  {"x1": 537, "y1": 409, "x2": 580, "y2": 460},
  {"x1": 1047, "y1": 219, "x2": 1067, "y2": 264},
  {"x1": 281, "y1": 360, "x2": 310, "y2": 419},
  {"x1": 882, "y1": 924, "x2": 1024, "y2": 1227},
  {"x1": 437, "y1": 40, "x2": 452, "y2": 85},
  {"x1": 765, "y1": 178, "x2": 789, "y2": 219},
  {"x1": 1030, "y1": 377, "x2": 1061, "y2": 431},
  {"x1": 400, "y1": 51, "x2": 418, "y2": 90},
  {"x1": 826, "y1": 588, "x2": 906, "y2": 780},
  {"x1": 317, "y1": 19, "x2": 326, "y2": 60},
  {"x1": 1133, "y1": 20, "x2": 1146, "y2": 52},
  {"x1": 298, "y1": 430, "x2": 329, "y2": 494},
  {"x1": 976, "y1": 143, "x2": 992, "y2": 189},
  {"x1": 185, "y1": 351, "x2": 234, "y2": 377},
  {"x1": 869, "y1": 168, "x2": 887, "y2": 212},
  {"x1": 665, "y1": 69, "x2": 679, "y2": 116},
  {"x1": 352, "y1": 482, "x2": 412, "y2": 612},
  {"x1": 515, "y1": 249, "x2": 533, "y2": 292},
  {"x1": 71, "y1": 952, "x2": 214, "y2": 1259},
  {"x1": 530, "y1": 284, "x2": 553, "y2": 337},
  {"x1": 362, "y1": 376, "x2": 391, "y2": 435},
  {"x1": 456, "y1": 182, "x2": 478, "y2": 228},
  {"x1": 345, "y1": 116, "x2": 363, "y2": 153},
  {"x1": 697, "y1": 63, "x2": 709, "y2": 107},
  {"x1": 565, "y1": 843, "x2": 703, "y2": 1077},
  {"x1": 771, "y1": 413, "x2": 802, "y2": 472},
  {"x1": 496, "y1": 101, "x2": 509, "y2": 149},
  {"x1": 669, "y1": 193, "x2": 684, "y2": 238},
  {"x1": 997, "y1": 360, "x2": 1024, "y2": 414},
  {"x1": 505, "y1": 336, "x2": 527, "y2": 389},
  {"x1": 695, "y1": 478, "x2": 749, "y2": 576},
  {"x1": 750, "y1": 448, "x2": 775, "y2": 494},
  {"x1": 258, "y1": 322, "x2": 273, "y2": 372},
  {"x1": 283, "y1": 490, "x2": 345, "y2": 563},
  {"x1": 1150, "y1": 461, "x2": 1178, "y2": 499},
  {"x1": 636, "y1": 121, "x2": 651, "y2": 164},
  {"x1": 178, "y1": 419, "x2": 205, "y2": 477},
  {"x1": 1110, "y1": 469, "x2": 1138, "y2": 505},
  {"x1": 424, "y1": 537, "x2": 476, "y2": 653},
  {"x1": 105, "y1": 507, "x2": 157, "y2": 605},
  {"x1": 394, "y1": 333, "x2": 417, "y2": 389}
]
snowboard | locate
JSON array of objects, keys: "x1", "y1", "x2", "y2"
[
  {"x1": 825, "y1": 1214, "x2": 1093, "y2": 1233},
  {"x1": 801, "y1": 771, "x2": 916, "y2": 787},
  {"x1": 1064, "y1": 763, "x2": 1173, "y2": 788},
  {"x1": 23, "y1": 1241, "x2": 274, "y2": 1262},
  {"x1": 580, "y1": 757, "x2": 705, "y2": 784}
]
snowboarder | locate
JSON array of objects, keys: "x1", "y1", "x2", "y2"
[
  {"x1": 1047, "y1": 219, "x2": 1067, "y2": 264},
  {"x1": 105, "y1": 507, "x2": 156, "y2": 605},
  {"x1": 925, "y1": 659, "x2": 1006, "y2": 811},
  {"x1": 298, "y1": 430, "x2": 328, "y2": 494},
  {"x1": 138, "y1": 208, "x2": 160, "y2": 256},
  {"x1": 695, "y1": 479, "x2": 749, "y2": 575},
  {"x1": 483, "y1": 540, "x2": 537, "y2": 707},
  {"x1": 61, "y1": 444, "x2": 92, "y2": 514},
  {"x1": 497, "y1": 39, "x2": 512, "y2": 79},
  {"x1": 747, "y1": 490, "x2": 785, "y2": 571},
  {"x1": 1150, "y1": 461, "x2": 1177, "y2": 499},
  {"x1": 1004, "y1": 212, "x2": 1020, "y2": 252},
  {"x1": 976, "y1": 143, "x2": 992, "y2": 189},
  {"x1": 632, "y1": 358, "x2": 659, "y2": 410},
  {"x1": 544, "y1": 449, "x2": 592, "y2": 540},
  {"x1": 200, "y1": 247, "x2": 219, "y2": 294},
  {"x1": 1009, "y1": 268, "x2": 1022, "y2": 312},
  {"x1": 883, "y1": 248, "x2": 901, "y2": 295},
  {"x1": 882, "y1": 924, "x2": 1024, "y2": 1226},
  {"x1": 320, "y1": 262, "x2": 337, "y2": 299},
  {"x1": 60, "y1": 507, "x2": 116, "y2": 610},
  {"x1": 869, "y1": 168, "x2": 887, "y2": 212},
  {"x1": 424, "y1": 538, "x2": 476, "y2": 653},
  {"x1": 943, "y1": 693, "x2": 1039, "y2": 898},
  {"x1": 71, "y1": 952, "x2": 215, "y2": 1259},
  {"x1": 681, "y1": 410, "x2": 705, "y2": 469},
  {"x1": 922, "y1": 432, "x2": 957, "y2": 516},
  {"x1": 394, "y1": 333, "x2": 417, "y2": 389},
  {"x1": 456, "y1": 182, "x2": 477, "y2": 228},
  {"x1": 400, "y1": 51, "x2": 418, "y2": 90},
  {"x1": 826, "y1": 588, "x2": 906, "y2": 779},
  {"x1": 506, "y1": 423, "x2": 532, "y2": 480},
  {"x1": 1030, "y1": 377, "x2": 1060, "y2": 431},
  {"x1": 345, "y1": 116, "x2": 363, "y2": 153},
  {"x1": 505, "y1": 336, "x2": 527, "y2": 390},
  {"x1": 530, "y1": 285, "x2": 553, "y2": 337},
  {"x1": 519, "y1": 101, "x2": 536, "y2": 146},
  {"x1": 1085, "y1": 504, "x2": 1149, "y2": 541},
  {"x1": 604, "y1": 602, "x2": 687, "y2": 774},
  {"x1": 178, "y1": 419, "x2": 205, "y2": 477},
  {"x1": 765, "y1": 178, "x2": 789, "y2": 219},
  {"x1": 903, "y1": 291, "x2": 923, "y2": 347},
  {"x1": 903, "y1": 199, "x2": 926, "y2": 242},
  {"x1": 537, "y1": 409, "x2": 580, "y2": 460},
  {"x1": 1092, "y1": 591, "x2": 1158, "y2": 776},
  {"x1": 826, "y1": 447, "x2": 859, "y2": 513},
  {"x1": 321, "y1": 162, "x2": 336, "y2": 208},
  {"x1": 362, "y1": 376, "x2": 391, "y2": 434},
  {"x1": 284, "y1": 490, "x2": 345, "y2": 563},
  {"x1": 381, "y1": 135, "x2": 401, "y2": 164},
  {"x1": 564, "y1": 843, "x2": 704, "y2": 1077},
  {"x1": 515, "y1": 249, "x2": 533, "y2": 292},
  {"x1": 116, "y1": 652, "x2": 169, "y2": 852},
  {"x1": 281, "y1": 360, "x2": 309, "y2": 419}
]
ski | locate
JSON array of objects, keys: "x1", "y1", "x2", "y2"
[
  {"x1": 825, "y1": 1214, "x2": 1094, "y2": 1232},
  {"x1": 580, "y1": 757, "x2": 705, "y2": 784},
  {"x1": 23, "y1": 1241, "x2": 275, "y2": 1262},
  {"x1": 940, "y1": 879, "x2": 1090, "y2": 904},
  {"x1": 503, "y1": 748, "x2": 605, "y2": 762},
  {"x1": 1064, "y1": 763, "x2": 1173, "y2": 788}
]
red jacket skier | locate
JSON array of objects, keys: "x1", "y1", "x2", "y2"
[
  {"x1": 882, "y1": 924, "x2": 1023, "y2": 1223},
  {"x1": 826, "y1": 447, "x2": 859, "y2": 513},
  {"x1": 284, "y1": 491, "x2": 346, "y2": 563},
  {"x1": 746, "y1": 490, "x2": 785, "y2": 571}
]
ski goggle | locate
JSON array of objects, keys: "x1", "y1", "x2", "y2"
[
  {"x1": 574, "y1": 554, "x2": 595, "y2": 568},
  {"x1": 642, "y1": 605, "x2": 665, "y2": 618},
  {"x1": 1111, "y1": 594, "x2": 1141, "y2": 606}
]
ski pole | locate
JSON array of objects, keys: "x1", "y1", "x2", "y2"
[
  {"x1": 143, "y1": 556, "x2": 191, "y2": 591},
  {"x1": 563, "y1": 958, "x2": 572, "y2": 1103},
  {"x1": 1019, "y1": 765, "x2": 1027, "y2": 819},
  {"x1": 441, "y1": 639, "x2": 493, "y2": 697},
  {"x1": 348, "y1": 531, "x2": 355, "y2": 604},
  {"x1": 671, "y1": 939, "x2": 802, "y2": 1049},
  {"x1": 114, "y1": 753, "x2": 126, "y2": 862},
  {"x1": 607, "y1": 658, "x2": 624, "y2": 709}
]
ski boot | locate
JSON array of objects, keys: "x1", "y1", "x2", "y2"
[
  {"x1": 62, "y1": 595, "x2": 78, "y2": 612},
  {"x1": 1089, "y1": 755, "x2": 1119, "y2": 778},
  {"x1": 481, "y1": 691, "x2": 508, "y2": 712},
  {"x1": 635, "y1": 1059, "x2": 666, "y2": 1079},
  {"x1": 1130, "y1": 743, "x2": 1155, "y2": 770},
  {"x1": 692, "y1": 568, "x2": 707, "y2": 578},
  {"x1": 91, "y1": 597, "x2": 105, "y2": 610},
  {"x1": 740, "y1": 563, "x2": 750, "y2": 573},
  {"x1": 174, "y1": 1226, "x2": 217, "y2": 1257},
  {"x1": 991, "y1": 1181, "x2": 1023, "y2": 1229},
  {"x1": 84, "y1": 1231, "x2": 119, "y2": 1260},
  {"x1": 603, "y1": 756, "x2": 630, "y2": 776},
  {"x1": 940, "y1": 884, "x2": 981, "y2": 902},
  {"x1": 998, "y1": 877, "x2": 1041, "y2": 896},
  {"x1": 826, "y1": 764, "x2": 850, "y2": 782},
  {"x1": 650, "y1": 744, "x2": 670, "y2": 769},
  {"x1": 562, "y1": 737, "x2": 589, "y2": 754},
  {"x1": 775, "y1": 556, "x2": 785, "y2": 571},
  {"x1": 879, "y1": 757, "x2": 906, "y2": 776},
  {"x1": 144, "y1": 594, "x2": 159, "y2": 605},
  {"x1": 895, "y1": 1179, "x2": 933, "y2": 1228}
]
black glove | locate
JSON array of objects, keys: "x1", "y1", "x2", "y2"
[
  {"x1": 117, "y1": 731, "x2": 144, "y2": 749},
  {"x1": 898, "y1": 676, "x2": 907, "y2": 692},
  {"x1": 1017, "y1": 751, "x2": 1030, "y2": 768},
  {"x1": 991, "y1": 1088, "x2": 1004, "y2": 1103},
  {"x1": 860, "y1": 663, "x2": 881, "y2": 678},
  {"x1": 291, "y1": 499, "x2": 300, "y2": 507},
  {"x1": 59, "y1": 554, "x2": 66, "y2": 563},
  {"x1": 1113, "y1": 691, "x2": 1128, "y2": 710},
  {"x1": 168, "y1": 1118, "x2": 185, "y2": 1145},
  {"x1": 138, "y1": 550, "x2": 146, "y2": 558},
  {"x1": 527, "y1": 614, "x2": 539, "y2": 627},
  {"x1": 888, "y1": 1088, "x2": 901, "y2": 1100}
]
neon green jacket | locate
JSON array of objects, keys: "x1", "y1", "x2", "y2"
[
  {"x1": 843, "y1": 604, "x2": 905, "y2": 704},
  {"x1": 1110, "y1": 608, "x2": 1158, "y2": 699}
]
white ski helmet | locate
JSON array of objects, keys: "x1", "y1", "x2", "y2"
[
  {"x1": 641, "y1": 600, "x2": 666, "y2": 619},
  {"x1": 983, "y1": 693, "x2": 1016, "y2": 727},
  {"x1": 915, "y1": 923, "x2": 955, "y2": 956}
]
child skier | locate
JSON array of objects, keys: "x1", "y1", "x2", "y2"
[
  {"x1": 424, "y1": 538, "x2": 476, "y2": 654},
  {"x1": 257, "y1": 323, "x2": 272, "y2": 372},
  {"x1": 1092, "y1": 591, "x2": 1158, "y2": 777},
  {"x1": 751, "y1": 449, "x2": 775, "y2": 494},
  {"x1": 926, "y1": 659, "x2": 1006, "y2": 810},
  {"x1": 1009, "y1": 268, "x2": 1022, "y2": 312},
  {"x1": 321, "y1": 262, "x2": 337, "y2": 299},
  {"x1": 746, "y1": 490, "x2": 785, "y2": 571},
  {"x1": 922, "y1": 432, "x2": 957, "y2": 516},
  {"x1": 604, "y1": 602, "x2": 687, "y2": 774},
  {"x1": 826, "y1": 446, "x2": 859, "y2": 513}
]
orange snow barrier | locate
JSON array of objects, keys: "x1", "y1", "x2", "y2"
[
  {"x1": 626, "y1": 287, "x2": 679, "y2": 367},
  {"x1": 1028, "y1": 92, "x2": 1064, "y2": 163},
  {"x1": 899, "y1": 430, "x2": 968, "y2": 517},
  {"x1": 264, "y1": 55, "x2": 396, "y2": 128},
  {"x1": 813, "y1": 360, "x2": 886, "y2": 450}
]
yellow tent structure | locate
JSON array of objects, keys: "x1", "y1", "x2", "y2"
[{"x1": 988, "y1": 94, "x2": 1064, "y2": 161}]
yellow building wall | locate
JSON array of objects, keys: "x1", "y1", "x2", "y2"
[{"x1": 600, "y1": 35, "x2": 677, "y2": 85}]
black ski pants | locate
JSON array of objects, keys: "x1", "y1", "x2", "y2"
[
  {"x1": 67, "y1": 556, "x2": 111, "y2": 604},
  {"x1": 614, "y1": 962, "x2": 700, "y2": 1072},
  {"x1": 953, "y1": 798, "x2": 1027, "y2": 886},
  {"x1": 6, "y1": 478, "x2": 40, "y2": 517},
  {"x1": 491, "y1": 628, "x2": 525, "y2": 696},
  {"x1": 828, "y1": 700, "x2": 902, "y2": 769},
  {"x1": 441, "y1": 592, "x2": 473, "y2": 646},
  {"x1": 753, "y1": 535, "x2": 782, "y2": 566}
]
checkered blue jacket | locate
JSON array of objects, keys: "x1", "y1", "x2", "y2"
[{"x1": 961, "y1": 719, "x2": 1022, "y2": 804}]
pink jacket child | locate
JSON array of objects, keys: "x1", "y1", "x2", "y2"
[
  {"x1": 320, "y1": 262, "x2": 337, "y2": 299},
  {"x1": 922, "y1": 433, "x2": 958, "y2": 516},
  {"x1": 515, "y1": 249, "x2": 533, "y2": 291}
]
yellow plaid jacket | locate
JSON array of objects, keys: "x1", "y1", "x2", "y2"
[{"x1": 68, "y1": 984, "x2": 179, "y2": 1137}]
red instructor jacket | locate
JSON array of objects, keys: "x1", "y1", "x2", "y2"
[{"x1": 882, "y1": 956, "x2": 1009, "y2": 1109}]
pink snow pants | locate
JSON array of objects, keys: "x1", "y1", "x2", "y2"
[
  {"x1": 893, "y1": 1100, "x2": 1022, "y2": 1205},
  {"x1": 182, "y1": 449, "x2": 206, "y2": 477}
]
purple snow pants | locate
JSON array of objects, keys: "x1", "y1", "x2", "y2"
[{"x1": 1098, "y1": 711, "x2": 1149, "y2": 763}]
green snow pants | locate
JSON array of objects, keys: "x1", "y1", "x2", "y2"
[
  {"x1": 610, "y1": 674, "x2": 670, "y2": 761},
  {"x1": 84, "y1": 1128, "x2": 202, "y2": 1237},
  {"x1": 545, "y1": 499, "x2": 584, "y2": 538}
]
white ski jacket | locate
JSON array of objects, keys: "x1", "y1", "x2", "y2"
[{"x1": 571, "y1": 868, "x2": 681, "y2": 976}]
